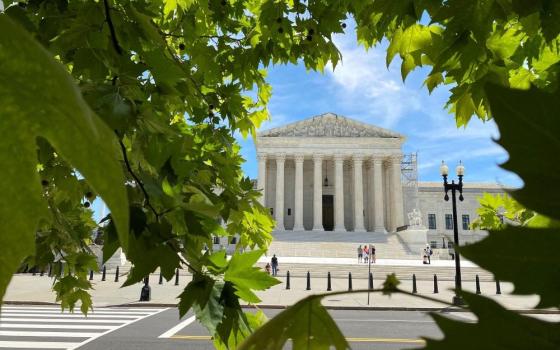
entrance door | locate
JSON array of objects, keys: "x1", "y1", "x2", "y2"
[{"x1": 322, "y1": 195, "x2": 334, "y2": 231}]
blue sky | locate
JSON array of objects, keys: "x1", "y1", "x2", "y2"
[{"x1": 237, "y1": 31, "x2": 522, "y2": 187}]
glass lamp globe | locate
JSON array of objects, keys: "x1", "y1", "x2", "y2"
[
  {"x1": 456, "y1": 161, "x2": 465, "y2": 176},
  {"x1": 440, "y1": 160, "x2": 449, "y2": 176}
]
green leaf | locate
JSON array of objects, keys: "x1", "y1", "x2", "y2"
[
  {"x1": 238, "y1": 295, "x2": 350, "y2": 350},
  {"x1": 423, "y1": 292, "x2": 560, "y2": 349},
  {"x1": 0, "y1": 15, "x2": 128, "y2": 302},
  {"x1": 460, "y1": 226, "x2": 560, "y2": 308},
  {"x1": 382, "y1": 273, "x2": 401, "y2": 295},
  {"x1": 224, "y1": 250, "x2": 280, "y2": 303},
  {"x1": 484, "y1": 84, "x2": 560, "y2": 221}
]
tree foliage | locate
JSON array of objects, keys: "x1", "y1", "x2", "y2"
[{"x1": 2, "y1": 0, "x2": 560, "y2": 348}]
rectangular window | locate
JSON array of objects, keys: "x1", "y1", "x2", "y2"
[
  {"x1": 270, "y1": 208, "x2": 274, "y2": 216},
  {"x1": 445, "y1": 214, "x2": 453, "y2": 230},
  {"x1": 230, "y1": 236, "x2": 237, "y2": 244},
  {"x1": 213, "y1": 236, "x2": 220, "y2": 245},
  {"x1": 430, "y1": 241, "x2": 437, "y2": 249},
  {"x1": 287, "y1": 208, "x2": 291, "y2": 216},
  {"x1": 428, "y1": 214, "x2": 436, "y2": 230},
  {"x1": 462, "y1": 215, "x2": 470, "y2": 230},
  {"x1": 447, "y1": 241, "x2": 454, "y2": 249}
]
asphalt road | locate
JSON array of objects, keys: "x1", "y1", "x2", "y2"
[
  {"x1": 3, "y1": 305, "x2": 558, "y2": 350},
  {"x1": 80, "y1": 307, "x2": 450, "y2": 350}
]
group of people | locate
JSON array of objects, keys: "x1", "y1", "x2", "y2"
[
  {"x1": 265, "y1": 254, "x2": 279, "y2": 276},
  {"x1": 357, "y1": 244, "x2": 376, "y2": 264}
]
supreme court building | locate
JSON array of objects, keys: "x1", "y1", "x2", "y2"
[{"x1": 255, "y1": 113, "x2": 505, "y2": 247}]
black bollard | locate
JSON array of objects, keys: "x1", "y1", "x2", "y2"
[
  {"x1": 159, "y1": 271, "x2": 163, "y2": 285},
  {"x1": 496, "y1": 279, "x2": 501, "y2": 295},
  {"x1": 348, "y1": 272, "x2": 353, "y2": 291},
  {"x1": 369, "y1": 272, "x2": 374, "y2": 290},
  {"x1": 475, "y1": 275, "x2": 481, "y2": 294},
  {"x1": 40, "y1": 269, "x2": 44, "y2": 277},
  {"x1": 175, "y1": 268, "x2": 180, "y2": 286},
  {"x1": 433, "y1": 274, "x2": 439, "y2": 294},
  {"x1": 327, "y1": 272, "x2": 332, "y2": 291},
  {"x1": 412, "y1": 274, "x2": 417, "y2": 294},
  {"x1": 101, "y1": 266, "x2": 106, "y2": 281},
  {"x1": 286, "y1": 271, "x2": 291, "y2": 290},
  {"x1": 306, "y1": 271, "x2": 311, "y2": 291},
  {"x1": 48, "y1": 264, "x2": 52, "y2": 277},
  {"x1": 89, "y1": 270, "x2": 94, "y2": 281},
  {"x1": 139, "y1": 277, "x2": 151, "y2": 302},
  {"x1": 114, "y1": 266, "x2": 120, "y2": 282}
]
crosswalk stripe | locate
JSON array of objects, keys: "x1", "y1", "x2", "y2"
[
  {"x1": 1, "y1": 307, "x2": 164, "y2": 312},
  {"x1": 0, "y1": 324, "x2": 116, "y2": 330},
  {"x1": 0, "y1": 306, "x2": 167, "y2": 350},
  {"x1": 1, "y1": 313, "x2": 138, "y2": 318},
  {"x1": 0, "y1": 330, "x2": 98, "y2": 337},
  {"x1": 2, "y1": 309, "x2": 152, "y2": 315},
  {"x1": 1, "y1": 317, "x2": 128, "y2": 323},
  {"x1": 0, "y1": 340, "x2": 80, "y2": 348}
]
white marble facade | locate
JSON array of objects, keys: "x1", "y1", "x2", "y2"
[{"x1": 256, "y1": 113, "x2": 406, "y2": 233}]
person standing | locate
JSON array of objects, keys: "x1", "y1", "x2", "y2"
[
  {"x1": 271, "y1": 254, "x2": 279, "y2": 276},
  {"x1": 363, "y1": 245, "x2": 369, "y2": 264},
  {"x1": 371, "y1": 245, "x2": 376, "y2": 264},
  {"x1": 426, "y1": 244, "x2": 432, "y2": 264},
  {"x1": 357, "y1": 245, "x2": 363, "y2": 263}
]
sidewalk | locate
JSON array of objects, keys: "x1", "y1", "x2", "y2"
[
  {"x1": 257, "y1": 256, "x2": 478, "y2": 267},
  {"x1": 3, "y1": 273, "x2": 541, "y2": 311}
]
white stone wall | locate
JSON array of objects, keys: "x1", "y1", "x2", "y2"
[{"x1": 405, "y1": 183, "x2": 506, "y2": 248}]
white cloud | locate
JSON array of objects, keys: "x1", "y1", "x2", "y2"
[{"x1": 325, "y1": 35, "x2": 423, "y2": 128}]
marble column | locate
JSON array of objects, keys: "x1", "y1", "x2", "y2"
[
  {"x1": 275, "y1": 154, "x2": 285, "y2": 231},
  {"x1": 390, "y1": 155, "x2": 404, "y2": 231},
  {"x1": 372, "y1": 158, "x2": 386, "y2": 233},
  {"x1": 334, "y1": 154, "x2": 346, "y2": 232},
  {"x1": 353, "y1": 155, "x2": 365, "y2": 232},
  {"x1": 312, "y1": 154, "x2": 323, "y2": 231},
  {"x1": 293, "y1": 154, "x2": 305, "y2": 231},
  {"x1": 257, "y1": 153, "x2": 267, "y2": 206}
]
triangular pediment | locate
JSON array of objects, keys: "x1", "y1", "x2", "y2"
[{"x1": 258, "y1": 113, "x2": 403, "y2": 138}]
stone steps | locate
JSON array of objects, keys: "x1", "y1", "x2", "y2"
[{"x1": 258, "y1": 263, "x2": 494, "y2": 282}]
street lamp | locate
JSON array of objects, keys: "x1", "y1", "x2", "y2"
[{"x1": 440, "y1": 160, "x2": 465, "y2": 306}]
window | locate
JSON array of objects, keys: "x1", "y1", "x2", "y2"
[
  {"x1": 287, "y1": 208, "x2": 291, "y2": 216},
  {"x1": 462, "y1": 215, "x2": 470, "y2": 230},
  {"x1": 428, "y1": 214, "x2": 436, "y2": 229},
  {"x1": 270, "y1": 208, "x2": 274, "y2": 216},
  {"x1": 447, "y1": 241, "x2": 454, "y2": 249},
  {"x1": 213, "y1": 236, "x2": 220, "y2": 245},
  {"x1": 445, "y1": 214, "x2": 453, "y2": 230},
  {"x1": 430, "y1": 241, "x2": 437, "y2": 249},
  {"x1": 230, "y1": 236, "x2": 237, "y2": 244}
]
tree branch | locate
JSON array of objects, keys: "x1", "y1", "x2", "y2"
[
  {"x1": 103, "y1": 0, "x2": 123, "y2": 55},
  {"x1": 116, "y1": 134, "x2": 160, "y2": 221}
]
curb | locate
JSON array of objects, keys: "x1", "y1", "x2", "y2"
[{"x1": 4, "y1": 301, "x2": 559, "y2": 314}]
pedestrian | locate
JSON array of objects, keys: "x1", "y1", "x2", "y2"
[
  {"x1": 422, "y1": 248, "x2": 428, "y2": 264},
  {"x1": 265, "y1": 263, "x2": 271, "y2": 275},
  {"x1": 426, "y1": 244, "x2": 432, "y2": 264},
  {"x1": 371, "y1": 245, "x2": 376, "y2": 264},
  {"x1": 271, "y1": 254, "x2": 279, "y2": 276},
  {"x1": 357, "y1": 245, "x2": 363, "y2": 263},
  {"x1": 363, "y1": 245, "x2": 369, "y2": 263}
]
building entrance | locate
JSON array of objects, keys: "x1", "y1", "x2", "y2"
[{"x1": 322, "y1": 195, "x2": 334, "y2": 231}]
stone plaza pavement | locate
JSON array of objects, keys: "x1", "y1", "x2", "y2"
[{"x1": 3, "y1": 257, "x2": 543, "y2": 312}]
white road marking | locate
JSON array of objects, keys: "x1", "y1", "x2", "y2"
[
  {"x1": 158, "y1": 315, "x2": 196, "y2": 338},
  {"x1": 2, "y1": 310, "x2": 152, "y2": 315},
  {"x1": 0, "y1": 331, "x2": 98, "y2": 337},
  {"x1": 1, "y1": 307, "x2": 164, "y2": 312},
  {"x1": 71, "y1": 308, "x2": 168, "y2": 349},
  {"x1": 0, "y1": 318, "x2": 129, "y2": 323},
  {"x1": 0, "y1": 324, "x2": 115, "y2": 330},
  {"x1": 1, "y1": 313, "x2": 138, "y2": 318},
  {"x1": 0, "y1": 340, "x2": 80, "y2": 348}
]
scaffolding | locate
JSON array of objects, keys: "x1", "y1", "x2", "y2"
[{"x1": 401, "y1": 152, "x2": 419, "y2": 222}]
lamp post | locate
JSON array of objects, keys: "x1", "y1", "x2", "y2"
[{"x1": 440, "y1": 160, "x2": 465, "y2": 306}]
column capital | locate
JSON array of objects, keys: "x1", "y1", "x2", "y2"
[
  {"x1": 388, "y1": 154, "x2": 403, "y2": 164},
  {"x1": 294, "y1": 153, "x2": 305, "y2": 163},
  {"x1": 257, "y1": 153, "x2": 268, "y2": 161},
  {"x1": 371, "y1": 157, "x2": 384, "y2": 166},
  {"x1": 353, "y1": 154, "x2": 365, "y2": 163},
  {"x1": 276, "y1": 153, "x2": 286, "y2": 162},
  {"x1": 334, "y1": 154, "x2": 346, "y2": 162},
  {"x1": 312, "y1": 153, "x2": 324, "y2": 161}
]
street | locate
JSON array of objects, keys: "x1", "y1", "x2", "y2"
[
  {"x1": 2, "y1": 305, "x2": 559, "y2": 349},
  {"x1": 0, "y1": 305, "x2": 471, "y2": 350}
]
